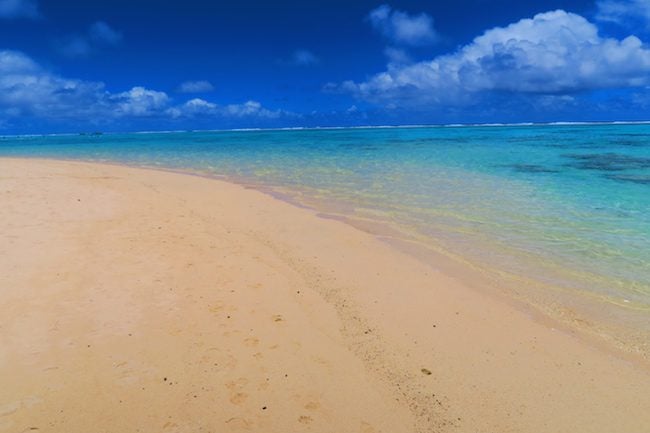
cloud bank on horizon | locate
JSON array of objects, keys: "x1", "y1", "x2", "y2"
[
  {"x1": 0, "y1": 50, "x2": 287, "y2": 126},
  {"x1": 2, "y1": 1, "x2": 650, "y2": 132}
]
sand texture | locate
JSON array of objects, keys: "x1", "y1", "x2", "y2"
[{"x1": 1, "y1": 158, "x2": 649, "y2": 433}]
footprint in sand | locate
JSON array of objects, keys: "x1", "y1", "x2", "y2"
[
  {"x1": 223, "y1": 330, "x2": 242, "y2": 338},
  {"x1": 304, "y1": 401, "x2": 320, "y2": 410},
  {"x1": 162, "y1": 421, "x2": 178, "y2": 429},
  {"x1": 272, "y1": 314, "x2": 283, "y2": 322},
  {"x1": 226, "y1": 377, "x2": 249, "y2": 390},
  {"x1": 209, "y1": 302, "x2": 225, "y2": 313},
  {"x1": 225, "y1": 417, "x2": 252, "y2": 429},
  {"x1": 0, "y1": 402, "x2": 19, "y2": 417},
  {"x1": 298, "y1": 415, "x2": 313, "y2": 424},
  {"x1": 229, "y1": 392, "x2": 248, "y2": 405},
  {"x1": 244, "y1": 337, "x2": 259, "y2": 347}
]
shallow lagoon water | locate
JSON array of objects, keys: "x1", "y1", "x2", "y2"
[{"x1": 2, "y1": 124, "x2": 649, "y2": 344}]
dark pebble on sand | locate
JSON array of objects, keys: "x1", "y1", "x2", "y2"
[{"x1": 421, "y1": 368, "x2": 432, "y2": 375}]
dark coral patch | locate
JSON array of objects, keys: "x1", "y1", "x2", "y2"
[
  {"x1": 502, "y1": 163, "x2": 559, "y2": 173},
  {"x1": 605, "y1": 174, "x2": 650, "y2": 185},
  {"x1": 564, "y1": 153, "x2": 650, "y2": 171}
]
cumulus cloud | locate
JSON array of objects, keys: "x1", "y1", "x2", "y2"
[
  {"x1": 0, "y1": 50, "x2": 289, "y2": 127},
  {"x1": 167, "y1": 99, "x2": 288, "y2": 120},
  {"x1": 291, "y1": 49, "x2": 319, "y2": 66},
  {"x1": 341, "y1": 10, "x2": 650, "y2": 106},
  {"x1": 57, "y1": 21, "x2": 122, "y2": 57},
  {"x1": 111, "y1": 87, "x2": 169, "y2": 117},
  {"x1": 0, "y1": 0, "x2": 39, "y2": 19},
  {"x1": 178, "y1": 80, "x2": 215, "y2": 93},
  {"x1": 167, "y1": 98, "x2": 217, "y2": 118},
  {"x1": 184, "y1": 98, "x2": 216, "y2": 109},
  {"x1": 368, "y1": 4, "x2": 438, "y2": 46},
  {"x1": 0, "y1": 50, "x2": 109, "y2": 119},
  {"x1": 223, "y1": 100, "x2": 284, "y2": 118}
]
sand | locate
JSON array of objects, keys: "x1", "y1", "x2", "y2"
[{"x1": 0, "y1": 158, "x2": 648, "y2": 433}]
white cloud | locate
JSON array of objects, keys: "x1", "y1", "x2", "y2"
[
  {"x1": 368, "y1": 4, "x2": 438, "y2": 46},
  {"x1": 90, "y1": 21, "x2": 123, "y2": 45},
  {"x1": 291, "y1": 49, "x2": 319, "y2": 66},
  {"x1": 167, "y1": 98, "x2": 289, "y2": 120},
  {"x1": 167, "y1": 98, "x2": 217, "y2": 117},
  {"x1": 0, "y1": 0, "x2": 39, "y2": 19},
  {"x1": 184, "y1": 98, "x2": 217, "y2": 110},
  {"x1": 342, "y1": 10, "x2": 650, "y2": 106},
  {"x1": 0, "y1": 50, "x2": 108, "y2": 118},
  {"x1": 178, "y1": 80, "x2": 214, "y2": 93},
  {"x1": 111, "y1": 87, "x2": 170, "y2": 117},
  {"x1": 0, "y1": 50, "x2": 290, "y2": 126},
  {"x1": 596, "y1": 0, "x2": 650, "y2": 27},
  {"x1": 170, "y1": 98, "x2": 290, "y2": 119},
  {"x1": 0, "y1": 50, "x2": 38, "y2": 72},
  {"x1": 223, "y1": 100, "x2": 283, "y2": 118}
]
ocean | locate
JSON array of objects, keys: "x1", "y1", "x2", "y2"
[{"x1": 2, "y1": 123, "x2": 649, "y2": 352}]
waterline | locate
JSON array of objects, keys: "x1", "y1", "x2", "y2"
[{"x1": 2, "y1": 124, "x2": 649, "y2": 356}]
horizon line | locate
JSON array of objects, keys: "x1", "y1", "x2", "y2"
[{"x1": 4, "y1": 119, "x2": 650, "y2": 138}]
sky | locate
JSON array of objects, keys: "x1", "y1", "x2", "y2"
[{"x1": 2, "y1": 0, "x2": 650, "y2": 133}]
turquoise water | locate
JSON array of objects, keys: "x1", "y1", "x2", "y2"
[{"x1": 2, "y1": 124, "x2": 649, "y2": 320}]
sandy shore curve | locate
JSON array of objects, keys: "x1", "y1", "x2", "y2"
[{"x1": 1, "y1": 158, "x2": 648, "y2": 433}]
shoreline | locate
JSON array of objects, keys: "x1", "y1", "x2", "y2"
[
  {"x1": 29, "y1": 155, "x2": 649, "y2": 365},
  {"x1": 178, "y1": 170, "x2": 650, "y2": 365},
  {"x1": 1, "y1": 158, "x2": 649, "y2": 433}
]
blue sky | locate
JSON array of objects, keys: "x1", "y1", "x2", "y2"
[{"x1": 2, "y1": 0, "x2": 650, "y2": 133}]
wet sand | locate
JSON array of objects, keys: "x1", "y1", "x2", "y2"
[{"x1": 1, "y1": 158, "x2": 649, "y2": 433}]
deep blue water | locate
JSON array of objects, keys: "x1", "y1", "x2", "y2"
[{"x1": 2, "y1": 124, "x2": 649, "y2": 316}]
